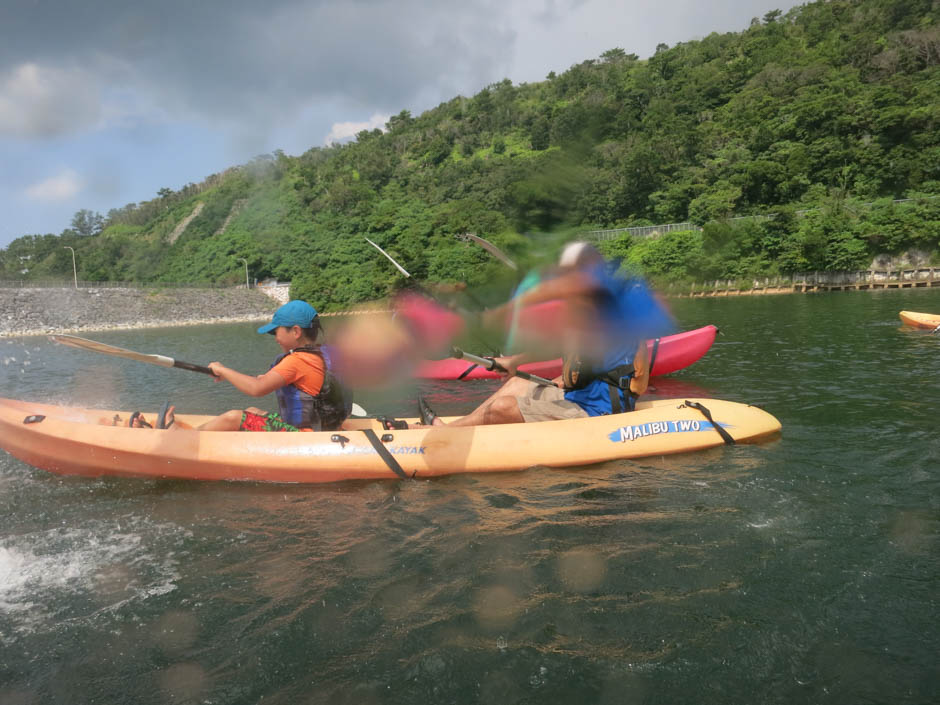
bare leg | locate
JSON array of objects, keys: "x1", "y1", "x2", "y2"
[
  {"x1": 445, "y1": 393, "x2": 525, "y2": 426},
  {"x1": 195, "y1": 409, "x2": 244, "y2": 432},
  {"x1": 412, "y1": 377, "x2": 536, "y2": 428}
]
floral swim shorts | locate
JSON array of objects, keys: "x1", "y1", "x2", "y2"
[{"x1": 239, "y1": 411, "x2": 299, "y2": 432}]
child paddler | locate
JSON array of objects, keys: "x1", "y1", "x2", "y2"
[{"x1": 192, "y1": 300, "x2": 351, "y2": 432}]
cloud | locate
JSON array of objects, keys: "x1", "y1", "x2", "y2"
[
  {"x1": 0, "y1": 0, "x2": 801, "y2": 152},
  {"x1": 0, "y1": 63, "x2": 102, "y2": 138},
  {"x1": 324, "y1": 113, "x2": 389, "y2": 145},
  {"x1": 0, "y1": 0, "x2": 519, "y2": 147},
  {"x1": 25, "y1": 169, "x2": 83, "y2": 202},
  {"x1": 0, "y1": 0, "x2": 807, "y2": 246}
]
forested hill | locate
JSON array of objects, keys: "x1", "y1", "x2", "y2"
[{"x1": 4, "y1": 0, "x2": 939, "y2": 309}]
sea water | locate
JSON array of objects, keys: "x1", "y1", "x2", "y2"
[{"x1": 0, "y1": 289, "x2": 937, "y2": 704}]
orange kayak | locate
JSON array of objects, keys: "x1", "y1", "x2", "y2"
[
  {"x1": 0, "y1": 396, "x2": 781, "y2": 484},
  {"x1": 899, "y1": 311, "x2": 940, "y2": 329}
]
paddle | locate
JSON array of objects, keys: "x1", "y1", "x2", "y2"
[
  {"x1": 450, "y1": 347, "x2": 556, "y2": 387},
  {"x1": 365, "y1": 237, "x2": 503, "y2": 354},
  {"x1": 365, "y1": 238, "x2": 412, "y2": 278},
  {"x1": 49, "y1": 334, "x2": 218, "y2": 376},
  {"x1": 49, "y1": 334, "x2": 369, "y2": 416},
  {"x1": 458, "y1": 233, "x2": 518, "y2": 270}
]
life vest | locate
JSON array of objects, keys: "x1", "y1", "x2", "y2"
[
  {"x1": 562, "y1": 354, "x2": 637, "y2": 415},
  {"x1": 272, "y1": 346, "x2": 352, "y2": 431},
  {"x1": 560, "y1": 267, "x2": 664, "y2": 416}
]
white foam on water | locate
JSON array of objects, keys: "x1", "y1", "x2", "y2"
[{"x1": 0, "y1": 520, "x2": 186, "y2": 641}]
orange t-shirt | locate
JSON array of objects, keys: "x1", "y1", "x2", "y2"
[{"x1": 271, "y1": 351, "x2": 325, "y2": 396}]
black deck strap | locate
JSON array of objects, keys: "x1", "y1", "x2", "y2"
[
  {"x1": 684, "y1": 400, "x2": 735, "y2": 445},
  {"x1": 361, "y1": 428, "x2": 412, "y2": 480},
  {"x1": 608, "y1": 385, "x2": 622, "y2": 414},
  {"x1": 648, "y1": 337, "x2": 660, "y2": 375},
  {"x1": 457, "y1": 363, "x2": 479, "y2": 380}
]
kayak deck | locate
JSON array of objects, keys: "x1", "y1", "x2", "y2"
[{"x1": 0, "y1": 396, "x2": 781, "y2": 484}]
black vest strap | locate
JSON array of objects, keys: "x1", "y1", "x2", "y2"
[
  {"x1": 683, "y1": 401, "x2": 735, "y2": 445},
  {"x1": 361, "y1": 429, "x2": 412, "y2": 480},
  {"x1": 597, "y1": 363, "x2": 636, "y2": 414},
  {"x1": 290, "y1": 345, "x2": 324, "y2": 357}
]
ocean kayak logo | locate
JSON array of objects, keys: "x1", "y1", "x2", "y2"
[
  {"x1": 609, "y1": 419, "x2": 730, "y2": 442},
  {"x1": 388, "y1": 445, "x2": 426, "y2": 455},
  {"x1": 349, "y1": 445, "x2": 427, "y2": 455}
]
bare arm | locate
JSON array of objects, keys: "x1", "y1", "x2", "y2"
[
  {"x1": 482, "y1": 270, "x2": 601, "y2": 328},
  {"x1": 489, "y1": 352, "x2": 532, "y2": 376},
  {"x1": 630, "y1": 341, "x2": 649, "y2": 396},
  {"x1": 207, "y1": 363, "x2": 288, "y2": 397},
  {"x1": 515, "y1": 270, "x2": 599, "y2": 307}
]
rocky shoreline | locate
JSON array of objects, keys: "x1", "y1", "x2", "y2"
[{"x1": 0, "y1": 286, "x2": 279, "y2": 338}]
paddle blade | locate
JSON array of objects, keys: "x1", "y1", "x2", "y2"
[
  {"x1": 462, "y1": 233, "x2": 518, "y2": 270},
  {"x1": 48, "y1": 335, "x2": 176, "y2": 368}
]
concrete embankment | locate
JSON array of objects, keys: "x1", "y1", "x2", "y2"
[{"x1": 0, "y1": 287, "x2": 279, "y2": 338}]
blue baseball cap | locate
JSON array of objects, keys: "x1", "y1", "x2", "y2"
[{"x1": 257, "y1": 300, "x2": 319, "y2": 334}]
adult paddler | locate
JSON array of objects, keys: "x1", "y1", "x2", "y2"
[{"x1": 411, "y1": 242, "x2": 674, "y2": 427}]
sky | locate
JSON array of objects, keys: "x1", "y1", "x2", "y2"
[{"x1": 0, "y1": 0, "x2": 804, "y2": 248}]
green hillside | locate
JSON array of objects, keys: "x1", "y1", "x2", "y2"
[{"x1": 3, "y1": 0, "x2": 938, "y2": 310}]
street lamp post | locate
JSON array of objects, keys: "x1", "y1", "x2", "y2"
[
  {"x1": 237, "y1": 258, "x2": 249, "y2": 288},
  {"x1": 63, "y1": 246, "x2": 77, "y2": 288}
]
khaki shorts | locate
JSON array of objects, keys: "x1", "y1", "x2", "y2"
[{"x1": 515, "y1": 382, "x2": 588, "y2": 423}]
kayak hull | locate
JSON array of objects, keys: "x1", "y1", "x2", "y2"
[
  {"x1": 0, "y1": 395, "x2": 779, "y2": 484},
  {"x1": 416, "y1": 325, "x2": 719, "y2": 380},
  {"x1": 899, "y1": 310, "x2": 940, "y2": 329}
]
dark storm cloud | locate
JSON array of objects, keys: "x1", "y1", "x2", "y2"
[{"x1": 0, "y1": 0, "x2": 517, "y2": 139}]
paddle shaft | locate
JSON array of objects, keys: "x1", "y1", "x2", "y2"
[
  {"x1": 366, "y1": 238, "x2": 411, "y2": 278},
  {"x1": 171, "y1": 359, "x2": 216, "y2": 375},
  {"x1": 451, "y1": 347, "x2": 556, "y2": 387}
]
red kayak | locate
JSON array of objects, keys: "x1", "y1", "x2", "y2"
[{"x1": 416, "y1": 325, "x2": 719, "y2": 380}]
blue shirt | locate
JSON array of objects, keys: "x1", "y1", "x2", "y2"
[{"x1": 562, "y1": 265, "x2": 673, "y2": 416}]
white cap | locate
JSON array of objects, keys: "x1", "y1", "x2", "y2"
[{"x1": 559, "y1": 241, "x2": 601, "y2": 268}]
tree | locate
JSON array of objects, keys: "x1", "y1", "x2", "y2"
[
  {"x1": 600, "y1": 48, "x2": 628, "y2": 63},
  {"x1": 530, "y1": 116, "x2": 551, "y2": 150},
  {"x1": 4, "y1": 0, "x2": 939, "y2": 295},
  {"x1": 70, "y1": 209, "x2": 104, "y2": 237},
  {"x1": 386, "y1": 110, "x2": 413, "y2": 132}
]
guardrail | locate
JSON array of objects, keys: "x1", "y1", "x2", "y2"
[
  {"x1": 586, "y1": 222, "x2": 698, "y2": 240},
  {"x1": 666, "y1": 267, "x2": 940, "y2": 297},
  {"x1": 0, "y1": 280, "x2": 238, "y2": 289}
]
